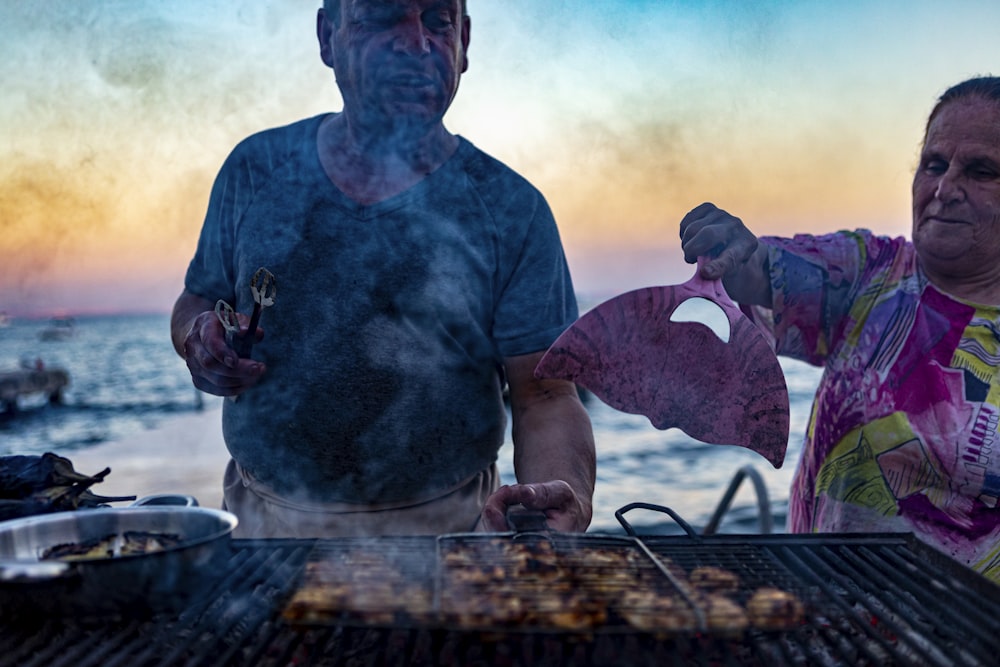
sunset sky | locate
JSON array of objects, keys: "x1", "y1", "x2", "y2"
[{"x1": 1, "y1": 0, "x2": 997, "y2": 317}]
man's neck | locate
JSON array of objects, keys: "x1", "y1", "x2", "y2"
[{"x1": 317, "y1": 114, "x2": 458, "y2": 205}]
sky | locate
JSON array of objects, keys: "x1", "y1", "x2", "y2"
[{"x1": 1, "y1": 0, "x2": 997, "y2": 317}]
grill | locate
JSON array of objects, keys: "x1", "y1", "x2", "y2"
[{"x1": 3, "y1": 523, "x2": 1000, "y2": 666}]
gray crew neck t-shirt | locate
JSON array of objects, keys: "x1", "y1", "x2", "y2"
[{"x1": 184, "y1": 114, "x2": 578, "y2": 504}]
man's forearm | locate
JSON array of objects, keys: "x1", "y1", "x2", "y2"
[{"x1": 511, "y1": 391, "x2": 596, "y2": 516}]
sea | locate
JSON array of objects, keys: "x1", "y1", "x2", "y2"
[{"x1": 0, "y1": 310, "x2": 824, "y2": 535}]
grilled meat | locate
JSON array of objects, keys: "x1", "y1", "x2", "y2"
[
  {"x1": 283, "y1": 538, "x2": 805, "y2": 637},
  {"x1": 41, "y1": 531, "x2": 182, "y2": 562},
  {"x1": 746, "y1": 586, "x2": 806, "y2": 630}
]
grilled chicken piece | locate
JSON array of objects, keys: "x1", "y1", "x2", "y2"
[
  {"x1": 700, "y1": 593, "x2": 749, "y2": 636},
  {"x1": 688, "y1": 565, "x2": 741, "y2": 593},
  {"x1": 746, "y1": 587, "x2": 805, "y2": 630},
  {"x1": 615, "y1": 589, "x2": 700, "y2": 633},
  {"x1": 283, "y1": 558, "x2": 434, "y2": 625}
]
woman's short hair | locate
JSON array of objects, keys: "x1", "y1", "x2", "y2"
[{"x1": 926, "y1": 76, "x2": 1000, "y2": 135}]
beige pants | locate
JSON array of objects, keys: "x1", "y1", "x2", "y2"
[{"x1": 221, "y1": 459, "x2": 500, "y2": 538}]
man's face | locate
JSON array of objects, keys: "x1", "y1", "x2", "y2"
[
  {"x1": 319, "y1": 0, "x2": 469, "y2": 132},
  {"x1": 912, "y1": 98, "x2": 1000, "y2": 282}
]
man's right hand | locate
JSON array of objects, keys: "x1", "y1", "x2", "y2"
[{"x1": 171, "y1": 291, "x2": 265, "y2": 397}]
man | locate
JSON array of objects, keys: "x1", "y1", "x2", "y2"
[{"x1": 170, "y1": 0, "x2": 595, "y2": 537}]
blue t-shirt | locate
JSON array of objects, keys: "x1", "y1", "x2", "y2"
[{"x1": 185, "y1": 114, "x2": 578, "y2": 504}]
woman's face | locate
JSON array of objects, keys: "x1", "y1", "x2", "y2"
[{"x1": 912, "y1": 97, "x2": 1000, "y2": 293}]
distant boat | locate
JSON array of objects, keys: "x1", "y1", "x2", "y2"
[
  {"x1": 0, "y1": 363, "x2": 70, "y2": 414},
  {"x1": 38, "y1": 317, "x2": 75, "y2": 341},
  {"x1": 0, "y1": 312, "x2": 9, "y2": 328}
]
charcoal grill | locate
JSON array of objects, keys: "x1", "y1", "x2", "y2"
[{"x1": 2, "y1": 508, "x2": 999, "y2": 667}]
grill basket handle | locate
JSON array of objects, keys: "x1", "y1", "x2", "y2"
[
  {"x1": 614, "y1": 502, "x2": 699, "y2": 538},
  {"x1": 505, "y1": 504, "x2": 549, "y2": 532}
]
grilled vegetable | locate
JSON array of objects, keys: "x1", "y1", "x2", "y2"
[
  {"x1": 0, "y1": 453, "x2": 135, "y2": 520},
  {"x1": 41, "y1": 531, "x2": 183, "y2": 562}
]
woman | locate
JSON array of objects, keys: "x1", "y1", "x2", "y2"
[{"x1": 680, "y1": 76, "x2": 1000, "y2": 582}]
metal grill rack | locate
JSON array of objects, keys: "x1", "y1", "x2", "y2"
[{"x1": 3, "y1": 529, "x2": 999, "y2": 666}]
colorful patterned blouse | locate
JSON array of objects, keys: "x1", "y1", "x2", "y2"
[{"x1": 757, "y1": 230, "x2": 1000, "y2": 582}]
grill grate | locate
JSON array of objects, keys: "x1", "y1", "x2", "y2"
[
  {"x1": 642, "y1": 533, "x2": 1000, "y2": 667},
  {"x1": 2, "y1": 533, "x2": 999, "y2": 666},
  {"x1": 432, "y1": 533, "x2": 712, "y2": 634}
]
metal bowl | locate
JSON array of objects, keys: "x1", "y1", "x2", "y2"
[{"x1": 0, "y1": 505, "x2": 238, "y2": 618}]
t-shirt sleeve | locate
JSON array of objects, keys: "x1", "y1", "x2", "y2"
[
  {"x1": 184, "y1": 117, "x2": 322, "y2": 303},
  {"x1": 492, "y1": 191, "x2": 579, "y2": 358},
  {"x1": 183, "y1": 147, "x2": 248, "y2": 303}
]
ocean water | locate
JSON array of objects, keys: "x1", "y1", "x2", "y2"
[
  {"x1": 0, "y1": 314, "x2": 202, "y2": 453},
  {"x1": 0, "y1": 310, "x2": 823, "y2": 534}
]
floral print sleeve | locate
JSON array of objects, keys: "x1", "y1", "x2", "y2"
[{"x1": 757, "y1": 231, "x2": 878, "y2": 365}]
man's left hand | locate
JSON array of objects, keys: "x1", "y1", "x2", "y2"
[{"x1": 478, "y1": 480, "x2": 591, "y2": 532}]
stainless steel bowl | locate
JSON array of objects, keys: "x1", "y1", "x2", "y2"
[{"x1": 0, "y1": 503, "x2": 238, "y2": 618}]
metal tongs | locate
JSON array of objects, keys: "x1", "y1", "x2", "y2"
[{"x1": 214, "y1": 267, "x2": 277, "y2": 358}]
